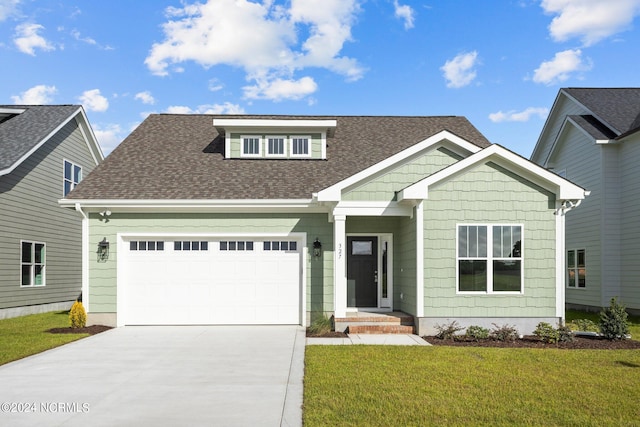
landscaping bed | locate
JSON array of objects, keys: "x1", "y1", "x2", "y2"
[
  {"x1": 48, "y1": 325, "x2": 113, "y2": 335},
  {"x1": 424, "y1": 334, "x2": 640, "y2": 349}
]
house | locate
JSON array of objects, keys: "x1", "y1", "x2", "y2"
[
  {"x1": 0, "y1": 105, "x2": 103, "y2": 319},
  {"x1": 61, "y1": 114, "x2": 587, "y2": 334},
  {"x1": 531, "y1": 88, "x2": 640, "y2": 314}
]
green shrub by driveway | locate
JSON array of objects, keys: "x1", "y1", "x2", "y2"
[
  {"x1": 0, "y1": 311, "x2": 89, "y2": 365},
  {"x1": 304, "y1": 346, "x2": 640, "y2": 426}
]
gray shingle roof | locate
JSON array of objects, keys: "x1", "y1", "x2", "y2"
[
  {"x1": 563, "y1": 88, "x2": 640, "y2": 137},
  {"x1": 67, "y1": 115, "x2": 491, "y2": 200},
  {"x1": 0, "y1": 105, "x2": 81, "y2": 172}
]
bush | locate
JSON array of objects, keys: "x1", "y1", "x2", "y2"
[
  {"x1": 557, "y1": 324, "x2": 574, "y2": 343},
  {"x1": 308, "y1": 314, "x2": 333, "y2": 336},
  {"x1": 69, "y1": 301, "x2": 87, "y2": 329},
  {"x1": 434, "y1": 321, "x2": 464, "y2": 339},
  {"x1": 465, "y1": 325, "x2": 490, "y2": 341},
  {"x1": 600, "y1": 298, "x2": 630, "y2": 340},
  {"x1": 490, "y1": 323, "x2": 519, "y2": 341},
  {"x1": 568, "y1": 318, "x2": 599, "y2": 332},
  {"x1": 534, "y1": 322, "x2": 559, "y2": 343}
]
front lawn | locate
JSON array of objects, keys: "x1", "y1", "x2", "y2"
[
  {"x1": 0, "y1": 311, "x2": 90, "y2": 365},
  {"x1": 304, "y1": 346, "x2": 640, "y2": 426}
]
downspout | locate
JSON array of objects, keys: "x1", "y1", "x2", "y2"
[{"x1": 75, "y1": 203, "x2": 90, "y2": 317}]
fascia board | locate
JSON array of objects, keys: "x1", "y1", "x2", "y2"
[
  {"x1": 317, "y1": 130, "x2": 482, "y2": 202},
  {"x1": 213, "y1": 118, "x2": 337, "y2": 131},
  {"x1": 0, "y1": 107, "x2": 26, "y2": 114},
  {"x1": 0, "y1": 106, "x2": 86, "y2": 176},
  {"x1": 400, "y1": 144, "x2": 587, "y2": 201},
  {"x1": 76, "y1": 107, "x2": 105, "y2": 164},
  {"x1": 530, "y1": 90, "x2": 564, "y2": 163},
  {"x1": 332, "y1": 201, "x2": 413, "y2": 217}
]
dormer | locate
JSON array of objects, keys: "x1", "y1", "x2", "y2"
[
  {"x1": 0, "y1": 107, "x2": 25, "y2": 124},
  {"x1": 213, "y1": 118, "x2": 336, "y2": 160}
]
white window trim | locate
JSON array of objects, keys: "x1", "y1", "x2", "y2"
[
  {"x1": 20, "y1": 240, "x2": 46, "y2": 287},
  {"x1": 265, "y1": 135, "x2": 287, "y2": 158},
  {"x1": 566, "y1": 248, "x2": 586, "y2": 289},
  {"x1": 240, "y1": 135, "x2": 262, "y2": 158},
  {"x1": 63, "y1": 159, "x2": 82, "y2": 196},
  {"x1": 456, "y1": 224, "x2": 524, "y2": 294},
  {"x1": 290, "y1": 135, "x2": 311, "y2": 158}
]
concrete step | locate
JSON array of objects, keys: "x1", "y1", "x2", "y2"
[{"x1": 334, "y1": 312, "x2": 415, "y2": 334}]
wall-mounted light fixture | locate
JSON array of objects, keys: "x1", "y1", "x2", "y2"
[
  {"x1": 97, "y1": 237, "x2": 109, "y2": 262},
  {"x1": 313, "y1": 238, "x2": 322, "y2": 258}
]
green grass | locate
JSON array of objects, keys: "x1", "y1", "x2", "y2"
[
  {"x1": 304, "y1": 346, "x2": 640, "y2": 427},
  {"x1": 567, "y1": 309, "x2": 640, "y2": 339},
  {"x1": 0, "y1": 311, "x2": 89, "y2": 366}
]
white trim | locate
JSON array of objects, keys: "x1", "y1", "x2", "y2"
[
  {"x1": 62, "y1": 158, "x2": 82, "y2": 197},
  {"x1": 318, "y1": 130, "x2": 482, "y2": 202},
  {"x1": 265, "y1": 135, "x2": 287, "y2": 158},
  {"x1": 399, "y1": 144, "x2": 587, "y2": 202},
  {"x1": 240, "y1": 135, "x2": 262, "y2": 158},
  {"x1": 332, "y1": 201, "x2": 413, "y2": 217},
  {"x1": 415, "y1": 201, "x2": 424, "y2": 317},
  {"x1": 75, "y1": 107, "x2": 104, "y2": 164},
  {"x1": 19, "y1": 240, "x2": 46, "y2": 287},
  {"x1": 213, "y1": 118, "x2": 336, "y2": 130},
  {"x1": 556, "y1": 204, "x2": 565, "y2": 319},
  {"x1": 75, "y1": 204, "x2": 90, "y2": 313},
  {"x1": 290, "y1": 135, "x2": 312, "y2": 158},
  {"x1": 117, "y1": 231, "x2": 307, "y2": 327},
  {"x1": 0, "y1": 107, "x2": 26, "y2": 114},
  {"x1": 333, "y1": 215, "x2": 347, "y2": 318}
]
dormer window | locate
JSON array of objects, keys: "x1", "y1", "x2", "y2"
[
  {"x1": 291, "y1": 136, "x2": 311, "y2": 158},
  {"x1": 241, "y1": 136, "x2": 262, "y2": 157},
  {"x1": 267, "y1": 136, "x2": 286, "y2": 157}
]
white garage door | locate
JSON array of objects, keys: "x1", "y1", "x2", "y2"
[{"x1": 123, "y1": 238, "x2": 302, "y2": 325}]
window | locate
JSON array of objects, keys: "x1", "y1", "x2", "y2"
[
  {"x1": 174, "y1": 241, "x2": 208, "y2": 251},
  {"x1": 290, "y1": 136, "x2": 310, "y2": 157},
  {"x1": 567, "y1": 249, "x2": 586, "y2": 288},
  {"x1": 63, "y1": 160, "x2": 82, "y2": 196},
  {"x1": 263, "y1": 241, "x2": 297, "y2": 251},
  {"x1": 21, "y1": 241, "x2": 45, "y2": 287},
  {"x1": 130, "y1": 241, "x2": 165, "y2": 251},
  {"x1": 457, "y1": 225, "x2": 522, "y2": 293},
  {"x1": 241, "y1": 136, "x2": 261, "y2": 157},
  {"x1": 266, "y1": 136, "x2": 286, "y2": 157},
  {"x1": 220, "y1": 241, "x2": 254, "y2": 251}
]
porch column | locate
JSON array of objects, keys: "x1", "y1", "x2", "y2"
[
  {"x1": 415, "y1": 201, "x2": 424, "y2": 317},
  {"x1": 333, "y1": 214, "x2": 347, "y2": 318}
]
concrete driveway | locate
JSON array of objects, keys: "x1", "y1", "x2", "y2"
[{"x1": 0, "y1": 326, "x2": 304, "y2": 427}]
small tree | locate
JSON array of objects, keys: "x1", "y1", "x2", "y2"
[
  {"x1": 69, "y1": 301, "x2": 87, "y2": 329},
  {"x1": 599, "y1": 298, "x2": 629, "y2": 340}
]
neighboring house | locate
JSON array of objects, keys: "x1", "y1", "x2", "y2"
[
  {"x1": 0, "y1": 105, "x2": 103, "y2": 319},
  {"x1": 531, "y1": 88, "x2": 640, "y2": 314},
  {"x1": 61, "y1": 114, "x2": 586, "y2": 334}
]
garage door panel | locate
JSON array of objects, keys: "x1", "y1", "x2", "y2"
[{"x1": 124, "y1": 239, "x2": 301, "y2": 325}]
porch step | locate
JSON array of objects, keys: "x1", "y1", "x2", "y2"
[{"x1": 334, "y1": 312, "x2": 415, "y2": 334}]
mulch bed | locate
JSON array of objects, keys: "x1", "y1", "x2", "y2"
[
  {"x1": 424, "y1": 335, "x2": 640, "y2": 350},
  {"x1": 48, "y1": 325, "x2": 113, "y2": 335},
  {"x1": 306, "y1": 330, "x2": 348, "y2": 338}
]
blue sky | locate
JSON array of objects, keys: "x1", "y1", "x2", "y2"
[{"x1": 1, "y1": 0, "x2": 639, "y2": 156}]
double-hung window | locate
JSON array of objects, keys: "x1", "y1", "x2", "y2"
[
  {"x1": 21, "y1": 241, "x2": 45, "y2": 287},
  {"x1": 241, "y1": 136, "x2": 262, "y2": 157},
  {"x1": 290, "y1": 136, "x2": 310, "y2": 157},
  {"x1": 266, "y1": 136, "x2": 286, "y2": 157},
  {"x1": 63, "y1": 160, "x2": 82, "y2": 196},
  {"x1": 567, "y1": 249, "x2": 585, "y2": 288},
  {"x1": 457, "y1": 225, "x2": 522, "y2": 293}
]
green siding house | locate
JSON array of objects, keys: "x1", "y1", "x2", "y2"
[
  {"x1": 61, "y1": 115, "x2": 587, "y2": 334},
  {"x1": 0, "y1": 105, "x2": 103, "y2": 319}
]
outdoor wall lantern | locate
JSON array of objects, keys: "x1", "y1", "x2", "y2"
[
  {"x1": 313, "y1": 238, "x2": 322, "y2": 258},
  {"x1": 97, "y1": 237, "x2": 110, "y2": 262}
]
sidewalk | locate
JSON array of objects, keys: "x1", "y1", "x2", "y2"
[{"x1": 306, "y1": 334, "x2": 430, "y2": 345}]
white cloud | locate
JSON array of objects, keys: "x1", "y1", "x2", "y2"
[
  {"x1": 532, "y1": 49, "x2": 592, "y2": 85},
  {"x1": 243, "y1": 76, "x2": 317, "y2": 101},
  {"x1": 92, "y1": 123, "x2": 124, "y2": 156},
  {"x1": 0, "y1": 0, "x2": 21, "y2": 21},
  {"x1": 393, "y1": 1, "x2": 415, "y2": 29},
  {"x1": 208, "y1": 78, "x2": 224, "y2": 92},
  {"x1": 489, "y1": 107, "x2": 549, "y2": 123},
  {"x1": 78, "y1": 89, "x2": 109, "y2": 112},
  {"x1": 13, "y1": 22, "x2": 55, "y2": 55},
  {"x1": 542, "y1": 0, "x2": 640, "y2": 46},
  {"x1": 144, "y1": 0, "x2": 363, "y2": 101},
  {"x1": 165, "y1": 103, "x2": 245, "y2": 114},
  {"x1": 134, "y1": 91, "x2": 155, "y2": 105},
  {"x1": 440, "y1": 51, "x2": 479, "y2": 88},
  {"x1": 11, "y1": 84, "x2": 57, "y2": 104}
]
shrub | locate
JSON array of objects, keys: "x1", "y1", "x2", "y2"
[
  {"x1": 434, "y1": 321, "x2": 464, "y2": 339},
  {"x1": 69, "y1": 301, "x2": 87, "y2": 329},
  {"x1": 557, "y1": 324, "x2": 574, "y2": 343},
  {"x1": 490, "y1": 323, "x2": 519, "y2": 341},
  {"x1": 308, "y1": 314, "x2": 333, "y2": 336},
  {"x1": 568, "y1": 318, "x2": 599, "y2": 332},
  {"x1": 600, "y1": 298, "x2": 630, "y2": 340},
  {"x1": 534, "y1": 322, "x2": 559, "y2": 343},
  {"x1": 465, "y1": 325, "x2": 490, "y2": 341}
]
